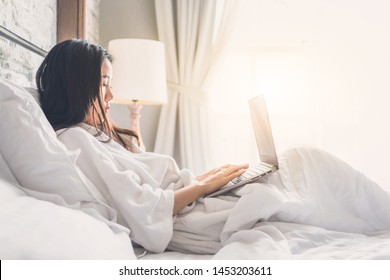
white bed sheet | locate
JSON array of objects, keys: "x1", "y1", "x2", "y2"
[
  {"x1": 135, "y1": 247, "x2": 212, "y2": 260},
  {"x1": 138, "y1": 147, "x2": 390, "y2": 260},
  {"x1": 137, "y1": 225, "x2": 390, "y2": 260}
]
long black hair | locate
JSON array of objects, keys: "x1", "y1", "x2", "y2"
[{"x1": 36, "y1": 39, "x2": 138, "y2": 150}]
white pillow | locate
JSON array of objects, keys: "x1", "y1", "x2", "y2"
[
  {"x1": 0, "y1": 78, "x2": 102, "y2": 207},
  {"x1": 0, "y1": 78, "x2": 136, "y2": 259},
  {"x1": 0, "y1": 177, "x2": 136, "y2": 259}
]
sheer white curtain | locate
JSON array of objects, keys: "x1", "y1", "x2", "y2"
[{"x1": 153, "y1": 0, "x2": 241, "y2": 174}]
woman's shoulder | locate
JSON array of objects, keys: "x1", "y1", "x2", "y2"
[
  {"x1": 56, "y1": 124, "x2": 110, "y2": 156},
  {"x1": 57, "y1": 124, "x2": 87, "y2": 136},
  {"x1": 56, "y1": 123, "x2": 99, "y2": 143}
]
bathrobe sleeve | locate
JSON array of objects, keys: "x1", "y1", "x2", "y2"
[{"x1": 57, "y1": 127, "x2": 174, "y2": 253}]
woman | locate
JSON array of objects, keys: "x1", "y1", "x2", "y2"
[
  {"x1": 36, "y1": 39, "x2": 248, "y2": 253},
  {"x1": 36, "y1": 39, "x2": 390, "y2": 255}
]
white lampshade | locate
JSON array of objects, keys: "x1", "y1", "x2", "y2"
[{"x1": 108, "y1": 38, "x2": 168, "y2": 104}]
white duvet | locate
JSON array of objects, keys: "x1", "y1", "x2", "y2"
[{"x1": 164, "y1": 147, "x2": 390, "y2": 259}]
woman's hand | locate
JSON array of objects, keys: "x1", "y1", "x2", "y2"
[
  {"x1": 196, "y1": 166, "x2": 229, "y2": 181},
  {"x1": 173, "y1": 164, "x2": 248, "y2": 215},
  {"x1": 196, "y1": 164, "x2": 249, "y2": 196}
]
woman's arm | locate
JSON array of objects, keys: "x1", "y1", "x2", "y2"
[{"x1": 173, "y1": 164, "x2": 248, "y2": 215}]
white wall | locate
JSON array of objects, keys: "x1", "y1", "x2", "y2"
[{"x1": 99, "y1": 0, "x2": 161, "y2": 152}]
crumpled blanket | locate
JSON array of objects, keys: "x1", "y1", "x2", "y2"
[{"x1": 168, "y1": 147, "x2": 390, "y2": 258}]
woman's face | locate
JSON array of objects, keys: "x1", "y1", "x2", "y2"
[
  {"x1": 84, "y1": 58, "x2": 114, "y2": 124},
  {"x1": 100, "y1": 58, "x2": 114, "y2": 113}
]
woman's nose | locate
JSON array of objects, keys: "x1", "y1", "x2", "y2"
[{"x1": 105, "y1": 87, "x2": 113, "y2": 102}]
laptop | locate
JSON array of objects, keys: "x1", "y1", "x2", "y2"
[{"x1": 206, "y1": 95, "x2": 279, "y2": 198}]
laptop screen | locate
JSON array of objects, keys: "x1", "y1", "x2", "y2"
[{"x1": 248, "y1": 95, "x2": 278, "y2": 166}]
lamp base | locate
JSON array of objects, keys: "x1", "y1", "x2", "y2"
[
  {"x1": 128, "y1": 103, "x2": 145, "y2": 150},
  {"x1": 129, "y1": 103, "x2": 142, "y2": 132}
]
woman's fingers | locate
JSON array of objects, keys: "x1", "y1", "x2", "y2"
[
  {"x1": 215, "y1": 164, "x2": 248, "y2": 183},
  {"x1": 213, "y1": 164, "x2": 231, "y2": 174},
  {"x1": 199, "y1": 164, "x2": 249, "y2": 186},
  {"x1": 211, "y1": 164, "x2": 248, "y2": 174},
  {"x1": 223, "y1": 164, "x2": 249, "y2": 175},
  {"x1": 199, "y1": 164, "x2": 249, "y2": 195},
  {"x1": 227, "y1": 168, "x2": 246, "y2": 181}
]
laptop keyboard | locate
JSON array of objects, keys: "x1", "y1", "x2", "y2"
[{"x1": 231, "y1": 162, "x2": 274, "y2": 184}]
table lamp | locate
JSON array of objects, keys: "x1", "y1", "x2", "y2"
[{"x1": 108, "y1": 38, "x2": 168, "y2": 148}]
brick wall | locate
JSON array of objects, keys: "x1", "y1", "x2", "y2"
[
  {"x1": 0, "y1": 0, "x2": 100, "y2": 87},
  {"x1": 0, "y1": 0, "x2": 56, "y2": 86}
]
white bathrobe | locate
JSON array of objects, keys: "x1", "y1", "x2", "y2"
[{"x1": 57, "y1": 123, "x2": 195, "y2": 253}]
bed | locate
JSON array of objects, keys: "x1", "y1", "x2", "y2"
[{"x1": 1, "y1": 26, "x2": 390, "y2": 261}]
